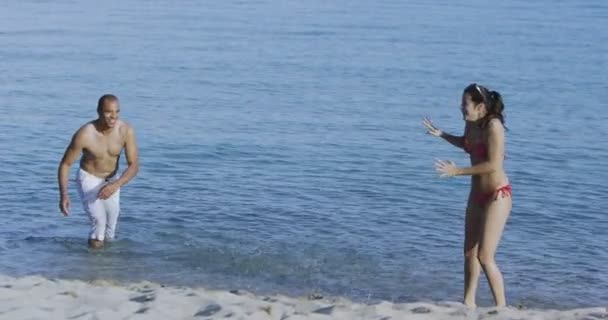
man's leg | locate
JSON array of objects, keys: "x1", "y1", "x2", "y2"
[
  {"x1": 85, "y1": 200, "x2": 107, "y2": 249},
  {"x1": 77, "y1": 169, "x2": 108, "y2": 249},
  {"x1": 103, "y1": 188, "x2": 121, "y2": 241}
]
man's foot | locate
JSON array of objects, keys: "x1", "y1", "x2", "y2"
[{"x1": 88, "y1": 239, "x2": 104, "y2": 249}]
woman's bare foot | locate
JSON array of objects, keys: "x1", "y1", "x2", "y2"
[{"x1": 464, "y1": 299, "x2": 477, "y2": 309}]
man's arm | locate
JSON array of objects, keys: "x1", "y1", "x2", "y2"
[
  {"x1": 455, "y1": 119, "x2": 504, "y2": 176},
  {"x1": 58, "y1": 129, "x2": 85, "y2": 215},
  {"x1": 115, "y1": 126, "x2": 139, "y2": 187}
]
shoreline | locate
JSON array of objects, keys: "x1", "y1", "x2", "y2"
[{"x1": 0, "y1": 274, "x2": 605, "y2": 320}]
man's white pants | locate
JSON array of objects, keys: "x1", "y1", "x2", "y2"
[{"x1": 76, "y1": 168, "x2": 120, "y2": 241}]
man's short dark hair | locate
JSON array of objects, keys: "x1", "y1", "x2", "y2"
[{"x1": 97, "y1": 94, "x2": 119, "y2": 113}]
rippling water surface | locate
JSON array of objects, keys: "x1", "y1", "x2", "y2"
[{"x1": 1, "y1": 0, "x2": 607, "y2": 309}]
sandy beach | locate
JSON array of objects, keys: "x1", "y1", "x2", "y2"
[{"x1": 0, "y1": 274, "x2": 605, "y2": 320}]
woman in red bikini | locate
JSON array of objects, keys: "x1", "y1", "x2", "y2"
[{"x1": 423, "y1": 83, "x2": 511, "y2": 308}]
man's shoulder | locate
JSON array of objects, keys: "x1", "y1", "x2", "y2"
[
  {"x1": 74, "y1": 121, "x2": 95, "y2": 137},
  {"x1": 118, "y1": 119, "x2": 133, "y2": 128},
  {"x1": 118, "y1": 120, "x2": 135, "y2": 135},
  {"x1": 69, "y1": 121, "x2": 95, "y2": 146}
]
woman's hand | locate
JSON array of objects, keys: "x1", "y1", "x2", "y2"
[
  {"x1": 435, "y1": 159, "x2": 459, "y2": 177},
  {"x1": 423, "y1": 117, "x2": 443, "y2": 137}
]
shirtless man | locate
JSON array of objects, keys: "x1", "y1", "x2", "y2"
[{"x1": 58, "y1": 94, "x2": 139, "y2": 249}]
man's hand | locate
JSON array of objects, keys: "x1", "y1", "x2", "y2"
[
  {"x1": 98, "y1": 182, "x2": 120, "y2": 200},
  {"x1": 60, "y1": 196, "x2": 71, "y2": 216}
]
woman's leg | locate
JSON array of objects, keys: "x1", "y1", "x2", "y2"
[
  {"x1": 478, "y1": 195, "x2": 512, "y2": 307},
  {"x1": 463, "y1": 200, "x2": 483, "y2": 307}
]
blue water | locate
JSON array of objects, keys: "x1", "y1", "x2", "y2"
[{"x1": 1, "y1": 0, "x2": 607, "y2": 309}]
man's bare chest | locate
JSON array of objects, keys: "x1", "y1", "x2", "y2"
[{"x1": 84, "y1": 134, "x2": 125, "y2": 158}]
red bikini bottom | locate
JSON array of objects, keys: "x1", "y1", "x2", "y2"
[{"x1": 474, "y1": 184, "x2": 512, "y2": 206}]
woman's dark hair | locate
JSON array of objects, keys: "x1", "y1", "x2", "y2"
[{"x1": 463, "y1": 83, "x2": 505, "y2": 128}]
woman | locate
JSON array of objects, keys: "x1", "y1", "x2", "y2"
[{"x1": 423, "y1": 83, "x2": 512, "y2": 307}]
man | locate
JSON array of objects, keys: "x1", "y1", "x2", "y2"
[{"x1": 58, "y1": 94, "x2": 139, "y2": 249}]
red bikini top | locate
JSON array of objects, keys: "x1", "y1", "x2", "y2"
[{"x1": 464, "y1": 139, "x2": 487, "y2": 158}]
